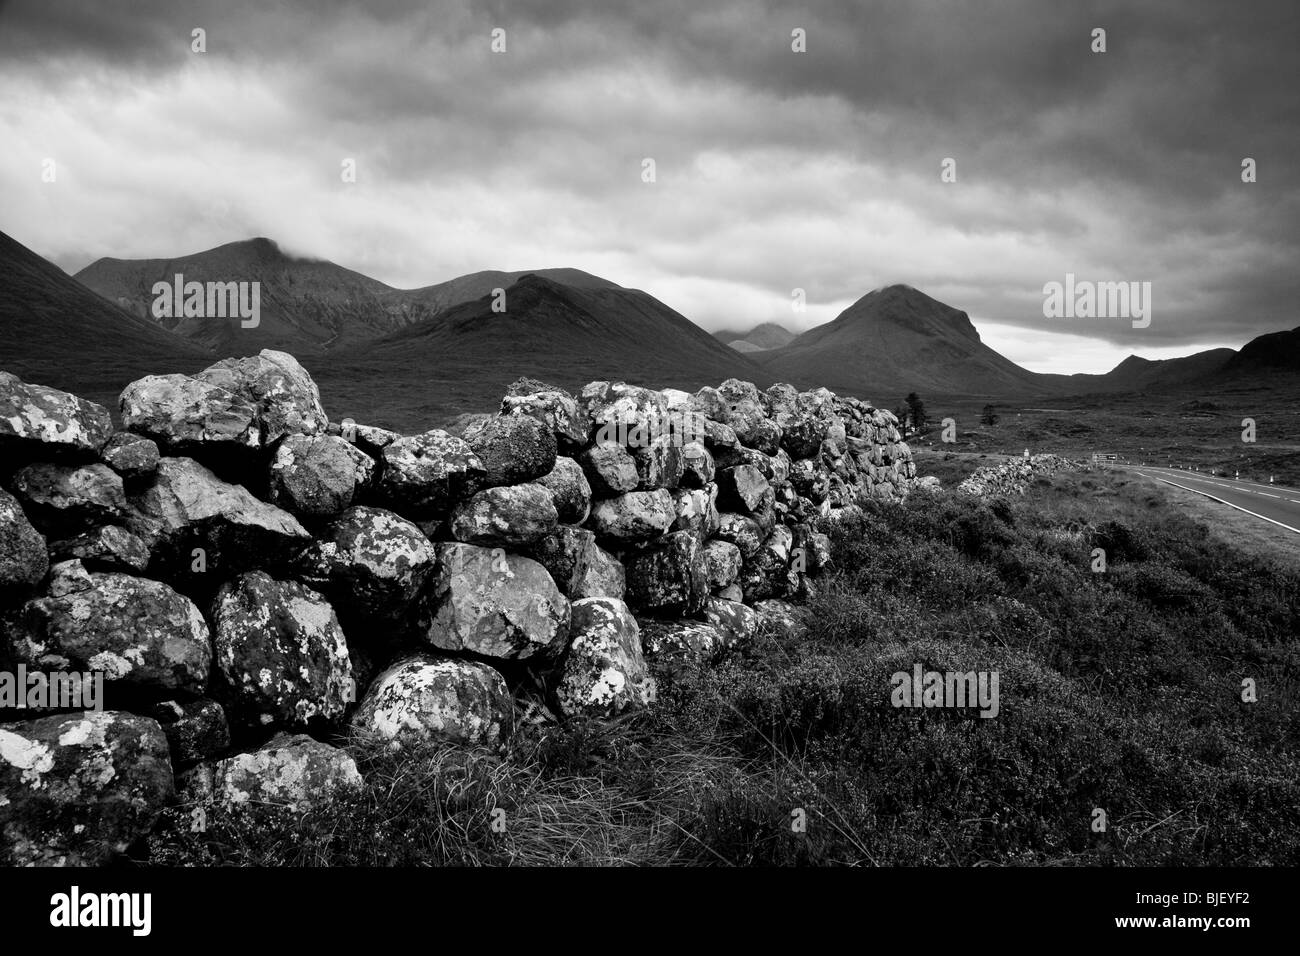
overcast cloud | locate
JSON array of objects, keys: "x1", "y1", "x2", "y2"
[{"x1": 1, "y1": 0, "x2": 1295, "y2": 373}]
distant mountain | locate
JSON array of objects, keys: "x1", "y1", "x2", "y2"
[
  {"x1": 75, "y1": 238, "x2": 621, "y2": 356},
  {"x1": 757, "y1": 285, "x2": 1048, "y2": 400},
  {"x1": 314, "y1": 274, "x2": 769, "y2": 430},
  {"x1": 0, "y1": 229, "x2": 208, "y2": 411},
  {"x1": 1225, "y1": 326, "x2": 1300, "y2": 372},
  {"x1": 1045, "y1": 348, "x2": 1237, "y2": 394},
  {"x1": 713, "y1": 321, "x2": 797, "y2": 352}
]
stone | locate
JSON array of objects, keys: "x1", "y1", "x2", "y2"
[
  {"x1": 714, "y1": 512, "x2": 764, "y2": 558},
  {"x1": 530, "y1": 526, "x2": 626, "y2": 600},
  {"x1": 0, "y1": 710, "x2": 174, "y2": 865},
  {"x1": 352, "y1": 655, "x2": 512, "y2": 747},
  {"x1": 669, "y1": 485, "x2": 720, "y2": 540},
  {"x1": 701, "y1": 597, "x2": 761, "y2": 647},
  {"x1": 209, "y1": 733, "x2": 362, "y2": 812},
  {"x1": 536, "y1": 456, "x2": 592, "y2": 524},
  {"x1": 0, "y1": 372, "x2": 113, "y2": 456},
  {"x1": 147, "y1": 698, "x2": 230, "y2": 768},
  {"x1": 378, "y1": 429, "x2": 486, "y2": 519},
  {"x1": 623, "y1": 530, "x2": 708, "y2": 615},
  {"x1": 501, "y1": 381, "x2": 589, "y2": 451},
  {"x1": 194, "y1": 350, "x2": 328, "y2": 445},
  {"x1": 555, "y1": 598, "x2": 652, "y2": 717},
  {"x1": 680, "y1": 441, "x2": 715, "y2": 488},
  {"x1": 580, "y1": 382, "x2": 670, "y2": 449},
  {"x1": 702, "y1": 539, "x2": 742, "y2": 590},
  {"x1": 9, "y1": 462, "x2": 128, "y2": 533},
  {"x1": 48, "y1": 525, "x2": 150, "y2": 573},
  {"x1": 0, "y1": 486, "x2": 47, "y2": 595},
  {"x1": 210, "y1": 571, "x2": 352, "y2": 728},
  {"x1": 752, "y1": 599, "x2": 809, "y2": 638},
  {"x1": 579, "y1": 442, "x2": 640, "y2": 497},
  {"x1": 100, "y1": 432, "x2": 160, "y2": 478},
  {"x1": 128, "y1": 457, "x2": 310, "y2": 575},
  {"x1": 587, "y1": 489, "x2": 674, "y2": 542},
  {"x1": 633, "y1": 435, "x2": 684, "y2": 490},
  {"x1": 449, "y1": 483, "x2": 558, "y2": 547},
  {"x1": 462, "y1": 412, "x2": 557, "y2": 487},
  {"x1": 6, "y1": 561, "x2": 211, "y2": 696},
  {"x1": 638, "y1": 619, "x2": 727, "y2": 672},
  {"x1": 293, "y1": 505, "x2": 437, "y2": 635},
  {"x1": 268, "y1": 434, "x2": 375, "y2": 517},
  {"x1": 120, "y1": 374, "x2": 259, "y2": 450},
  {"x1": 423, "y1": 543, "x2": 570, "y2": 660}
]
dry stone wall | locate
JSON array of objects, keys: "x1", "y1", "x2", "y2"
[{"x1": 0, "y1": 349, "x2": 915, "y2": 864}]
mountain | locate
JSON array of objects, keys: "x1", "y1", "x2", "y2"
[
  {"x1": 75, "y1": 238, "x2": 619, "y2": 356},
  {"x1": 314, "y1": 274, "x2": 770, "y2": 430},
  {"x1": 0, "y1": 229, "x2": 209, "y2": 411},
  {"x1": 756, "y1": 284, "x2": 1048, "y2": 400},
  {"x1": 1225, "y1": 326, "x2": 1300, "y2": 373},
  {"x1": 1045, "y1": 348, "x2": 1237, "y2": 394},
  {"x1": 713, "y1": 321, "x2": 796, "y2": 352}
]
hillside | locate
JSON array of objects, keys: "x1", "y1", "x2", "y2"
[
  {"x1": 0, "y1": 229, "x2": 209, "y2": 410},
  {"x1": 713, "y1": 321, "x2": 797, "y2": 352}
]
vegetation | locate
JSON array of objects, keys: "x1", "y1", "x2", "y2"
[{"x1": 141, "y1": 471, "x2": 1300, "y2": 866}]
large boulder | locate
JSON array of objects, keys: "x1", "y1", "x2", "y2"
[
  {"x1": 530, "y1": 526, "x2": 626, "y2": 600},
  {"x1": 0, "y1": 487, "x2": 47, "y2": 595},
  {"x1": 448, "y1": 483, "x2": 558, "y2": 548},
  {"x1": 294, "y1": 506, "x2": 437, "y2": 635},
  {"x1": 48, "y1": 525, "x2": 150, "y2": 574},
  {"x1": 587, "y1": 489, "x2": 674, "y2": 542},
  {"x1": 378, "y1": 429, "x2": 486, "y2": 520},
  {"x1": 5, "y1": 561, "x2": 211, "y2": 696},
  {"x1": 128, "y1": 457, "x2": 310, "y2": 575},
  {"x1": 204, "y1": 733, "x2": 361, "y2": 812},
  {"x1": 210, "y1": 571, "x2": 352, "y2": 729},
  {"x1": 580, "y1": 382, "x2": 669, "y2": 449},
  {"x1": 0, "y1": 710, "x2": 174, "y2": 865},
  {"x1": 0, "y1": 372, "x2": 113, "y2": 456},
  {"x1": 422, "y1": 543, "x2": 570, "y2": 660},
  {"x1": 462, "y1": 413, "x2": 557, "y2": 487},
  {"x1": 623, "y1": 530, "x2": 708, "y2": 615},
  {"x1": 701, "y1": 597, "x2": 761, "y2": 648},
  {"x1": 717, "y1": 464, "x2": 775, "y2": 516},
  {"x1": 268, "y1": 434, "x2": 375, "y2": 517},
  {"x1": 633, "y1": 435, "x2": 684, "y2": 490},
  {"x1": 352, "y1": 656, "x2": 512, "y2": 748},
  {"x1": 536, "y1": 457, "x2": 592, "y2": 525},
  {"x1": 8, "y1": 462, "x2": 128, "y2": 534},
  {"x1": 120, "y1": 374, "x2": 259, "y2": 451},
  {"x1": 555, "y1": 598, "x2": 652, "y2": 717},
  {"x1": 194, "y1": 350, "x2": 328, "y2": 445}
]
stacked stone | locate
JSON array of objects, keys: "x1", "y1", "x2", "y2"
[
  {"x1": 0, "y1": 350, "x2": 914, "y2": 864},
  {"x1": 957, "y1": 454, "x2": 1082, "y2": 497}
]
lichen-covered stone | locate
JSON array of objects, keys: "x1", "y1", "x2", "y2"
[
  {"x1": 147, "y1": 698, "x2": 230, "y2": 768},
  {"x1": 48, "y1": 525, "x2": 150, "y2": 573},
  {"x1": 378, "y1": 429, "x2": 486, "y2": 519},
  {"x1": 0, "y1": 486, "x2": 47, "y2": 595},
  {"x1": 352, "y1": 655, "x2": 512, "y2": 747},
  {"x1": 587, "y1": 489, "x2": 674, "y2": 542},
  {"x1": 752, "y1": 598, "x2": 808, "y2": 638},
  {"x1": 449, "y1": 483, "x2": 558, "y2": 547},
  {"x1": 579, "y1": 442, "x2": 640, "y2": 497},
  {"x1": 623, "y1": 530, "x2": 708, "y2": 615},
  {"x1": 462, "y1": 412, "x2": 557, "y2": 487},
  {"x1": 208, "y1": 733, "x2": 361, "y2": 811},
  {"x1": 0, "y1": 371, "x2": 113, "y2": 455},
  {"x1": 702, "y1": 539, "x2": 742, "y2": 590},
  {"x1": 0, "y1": 710, "x2": 174, "y2": 866},
  {"x1": 633, "y1": 435, "x2": 684, "y2": 490},
  {"x1": 714, "y1": 512, "x2": 764, "y2": 558},
  {"x1": 669, "y1": 485, "x2": 721, "y2": 540},
  {"x1": 530, "y1": 526, "x2": 626, "y2": 600},
  {"x1": 211, "y1": 571, "x2": 352, "y2": 728},
  {"x1": 556, "y1": 598, "x2": 651, "y2": 717},
  {"x1": 194, "y1": 349, "x2": 328, "y2": 445},
  {"x1": 9, "y1": 462, "x2": 128, "y2": 533},
  {"x1": 680, "y1": 441, "x2": 715, "y2": 488},
  {"x1": 501, "y1": 380, "x2": 590, "y2": 451},
  {"x1": 701, "y1": 597, "x2": 761, "y2": 647},
  {"x1": 120, "y1": 374, "x2": 259, "y2": 450},
  {"x1": 6, "y1": 561, "x2": 211, "y2": 696},
  {"x1": 638, "y1": 619, "x2": 727, "y2": 672},
  {"x1": 100, "y1": 432, "x2": 160, "y2": 478},
  {"x1": 269, "y1": 434, "x2": 375, "y2": 517},
  {"x1": 536, "y1": 456, "x2": 592, "y2": 524},
  {"x1": 423, "y1": 543, "x2": 570, "y2": 660}
]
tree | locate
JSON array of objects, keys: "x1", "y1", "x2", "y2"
[
  {"x1": 981, "y1": 403, "x2": 1000, "y2": 426},
  {"x1": 893, "y1": 402, "x2": 911, "y2": 436},
  {"x1": 905, "y1": 392, "x2": 927, "y2": 434}
]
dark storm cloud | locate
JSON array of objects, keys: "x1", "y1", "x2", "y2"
[{"x1": 1, "y1": 0, "x2": 1295, "y2": 370}]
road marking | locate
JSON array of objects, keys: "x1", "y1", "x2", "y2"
[
  {"x1": 1138, "y1": 473, "x2": 1300, "y2": 535},
  {"x1": 1138, "y1": 467, "x2": 1300, "y2": 496}
]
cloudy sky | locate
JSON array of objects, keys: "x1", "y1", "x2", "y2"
[{"x1": 2, "y1": 0, "x2": 1296, "y2": 373}]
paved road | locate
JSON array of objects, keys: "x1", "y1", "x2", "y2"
[{"x1": 1126, "y1": 465, "x2": 1300, "y2": 534}]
